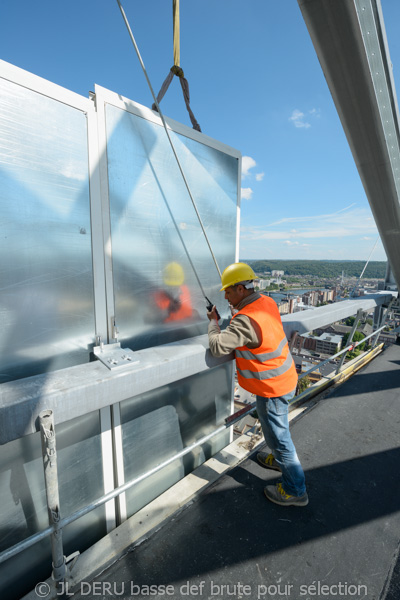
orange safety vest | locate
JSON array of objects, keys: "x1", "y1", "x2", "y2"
[
  {"x1": 232, "y1": 295, "x2": 298, "y2": 397},
  {"x1": 154, "y1": 285, "x2": 193, "y2": 323}
]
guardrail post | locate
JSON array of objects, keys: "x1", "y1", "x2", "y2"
[
  {"x1": 371, "y1": 298, "x2": 395, "y2": 348},
  {"x1": 336, "y1": 309, "x2": 362, "y2": 374},
  {"x1": 372, "y1": 306, "x2": 383, "y2": 348},
  {"x1": 39, "y1": 409, "x2": 67, "y2": 589}
]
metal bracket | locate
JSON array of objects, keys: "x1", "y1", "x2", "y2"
[{"x1": 93, "y1": 343, "x2": 139, "y2": 370}]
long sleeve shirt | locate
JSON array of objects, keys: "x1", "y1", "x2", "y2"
[{"x1": 208, "y1": 292, "x2": 263, "y2": 357}]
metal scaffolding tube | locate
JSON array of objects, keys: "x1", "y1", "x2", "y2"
[
  {"x1": 336, "y1": 309, "x2": 363, "y2": 374},
  {"x1": 39, "y1": 410, "x2": 67, "y2": 585}
]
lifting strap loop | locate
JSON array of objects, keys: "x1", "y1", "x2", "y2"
[{"x1": 151, "y1": 0, "x2": 201, "y2": 132}]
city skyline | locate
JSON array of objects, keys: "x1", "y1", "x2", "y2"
[{"x1": 1, "y1": 1, "x2": 400, "y2": 262}]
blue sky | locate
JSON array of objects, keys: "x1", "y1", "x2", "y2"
[{"x1": 1, "y1": 0, "x2": 400, "y2": 262}]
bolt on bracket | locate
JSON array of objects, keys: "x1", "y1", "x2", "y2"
[{"x1": 93, "y1": 342, "x2": 139, "y2": 370}]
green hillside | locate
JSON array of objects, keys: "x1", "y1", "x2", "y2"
[{"x1": 245, "y1": 259, "x2": 386, "y2": 279}]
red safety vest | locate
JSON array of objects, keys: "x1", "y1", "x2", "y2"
[{"x1": 232, "y1": 295, "x2": 298, "y2": 397}]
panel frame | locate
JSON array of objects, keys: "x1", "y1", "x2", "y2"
[
  {"x1": 93, "y1": 84, "x2": 241, "y2": 505},
  {"x1": 94, "y1": 83, "x2": 241, "y2": 343},
  {"x1": 0, "y1": 59, "x2": 109, "y2": 361}
]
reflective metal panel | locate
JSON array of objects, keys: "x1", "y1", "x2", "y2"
[
  {"x1": 0, "y1": 78, "x2": 95, "y2": 382},
  {"x1": 0, "y1": 411, "x2": 106, "y2": 600},
  {"x1": 105, "y1": 104, "x2": 238, "y2": 349},
  {"x1": 120, "y1": 363, "x2": 232, "y2": 518}
]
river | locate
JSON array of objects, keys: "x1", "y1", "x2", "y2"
[{"x1": 263, "y1": 287, "x2": 329, "y2": 303}]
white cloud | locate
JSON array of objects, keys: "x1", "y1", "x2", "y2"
[
  {"x1": 256, "y1": 172, "x2": 265, "y2": 182},
  {"x1": 241, "y1": 187, "x2": 253, "y2": 200},
  {"x1": 240, "y1": 206, "x2": 379, "y2": 242},
  {"x1": 289, "y1": 109, "x2": 311, "y2": 129},
  {"x1": 284, "y1": 241, "x2": 299, "y2": 246},
  {"x1": 267, "y1": 203, "x2": 357, "y2": 227},
  {"x1": 289, "y1": 107, "x2": 321, "y2": 129},
  {"x1": 241, "y1": 156, "x2": 257, "y2": 178}
]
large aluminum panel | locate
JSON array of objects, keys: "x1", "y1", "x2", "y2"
[
  {"x1": 105, "y1": 103, "x2": 238, "y2": 349},
  {"x1": 0, "y1": 411, "x2": 107, "y2": 600},
  {"x1": 120, "y1": 363, "x2": 233, "y2": 518},
  {"x1": 0, "y1": 78, "x2": 95, "y2": 382}
]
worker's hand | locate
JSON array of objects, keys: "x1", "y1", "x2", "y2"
[{"x1": 207, "y1": 305, "x2": 219, "y2": 321}]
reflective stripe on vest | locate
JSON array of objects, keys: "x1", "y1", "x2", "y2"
[
  {"x1": 236, "y1": 336, "x2": 288, "y2": 363},
  {"x1": 238, "y1": 351, "x2": 294, "y2": 380}
]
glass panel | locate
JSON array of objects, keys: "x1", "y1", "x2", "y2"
[
  {"x1": 105, "y1": 104, "x2": 238, "y2": 350},
  {"x1": 0, "y1": 78, "x2": 95, "y2": 383},
  {"x1": 120, "y1": 363, "x2": 233, "y2": 518},
  {"x1": 0, "y1": 411, "x2": 106, "y2": 600}
]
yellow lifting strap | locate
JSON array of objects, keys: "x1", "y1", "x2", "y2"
[
  {"x1": 152, "y1": 0, "x2": 201, "y2": 132},
  {"x1": 173, "y1": 0, "x2": 180, "y2": 68}
]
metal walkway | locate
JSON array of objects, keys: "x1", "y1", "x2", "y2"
[{"x1": 70, "y1": 343, "x2": 400, "y2": 600}]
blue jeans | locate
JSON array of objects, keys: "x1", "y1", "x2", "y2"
[{"x1": 256, "y1": 390, "x2": 306, "y2": 496}]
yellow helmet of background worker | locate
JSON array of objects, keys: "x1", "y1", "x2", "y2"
[
  {"x1": 220, "y1": 262, "x2": 258, "y2": 291},
  {"x1": 163, "y1": 262, "x2": 185, "y2": 286}
]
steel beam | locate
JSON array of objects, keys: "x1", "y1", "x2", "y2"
[{"x1": 297, "y1": 0, "x2": 400, "y2": 289}]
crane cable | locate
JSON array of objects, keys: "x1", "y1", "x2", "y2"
[
  {"x1": 151, "y1": 0, "x2": 201, "y2": 132},
  {"x1": 115, "y1": 0, "x2": 223, "y2": 295}
]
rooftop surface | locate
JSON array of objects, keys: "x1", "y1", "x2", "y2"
[{"x1": 73, "y1": 343, "x2": 400, "y2": 600}]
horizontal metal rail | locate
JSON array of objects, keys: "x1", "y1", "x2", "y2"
[{"x1": 0, "y1": 402, "x2": 255, "y2": 566}]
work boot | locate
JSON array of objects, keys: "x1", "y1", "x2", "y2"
[
  {"x1": 257, "y1": 451, "x2": 281, "y2": 472},
  {"x1": 264, "y1": 482, "x2": 309, "y2": 507}
]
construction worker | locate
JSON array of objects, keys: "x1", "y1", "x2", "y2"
[
  {"x1": 207, "y1": 262, "x2": 308, "y2": 507},
  {"x1": 153, "y1": 262, "x2": 194, "y2": 323}
]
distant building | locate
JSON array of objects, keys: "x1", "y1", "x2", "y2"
[
  {"x1": 256, "y1": 278, "x2": 270, "y2": 289},
  {"x1": 302, "y1": 290, "x2": 319, "y2": 306},
  {"x1": 277, "y1": 300, "x2": 289, "y2": 315},
  {"x1": 292, "y1": 333, "x2": 317, "y2": 352},
  {"x1": 315, "y1": 333, "x2": 342, "y2": 355},
  {"x1": 316, "y1": 323, "x2": 351, "y2": 336},
  {"x1": 378, "y1": 331, "x2": 398, "y2": 345},
  {"x1": 302, "y1": 289, "x2": 335, "y2": 306}
]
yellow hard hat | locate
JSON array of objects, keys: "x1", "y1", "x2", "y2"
[
  {"x1": 163, "y1": 262, "x2": 185, "y2": 286},
  {"x1": 220, "y1": 262, "x2": 258, "y2": 291}
]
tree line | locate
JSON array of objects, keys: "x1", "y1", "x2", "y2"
[{"x1": 245, "y1": 259, "x2": 386, "y2": 279}]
